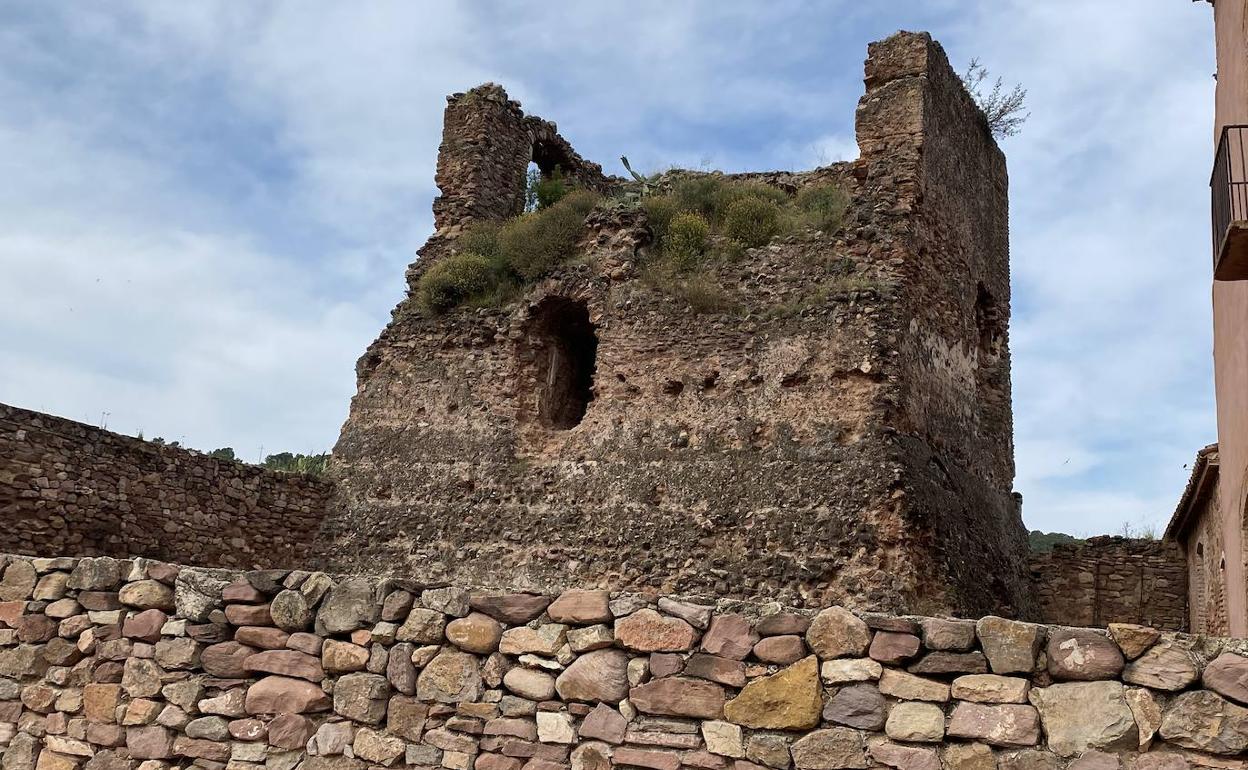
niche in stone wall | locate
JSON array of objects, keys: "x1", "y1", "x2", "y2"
[
  {"x1": 525, "y1": 297, "x2": 598, "y2": 429},
  {"x1": 974, "y1": 282, "x2": 1007, "y2": 410}
]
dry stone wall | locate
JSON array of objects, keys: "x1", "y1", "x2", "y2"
[
  {"x1": 0, "y1": 404, "x2": 332, "y2": 569},
  {"x1": 2, "y1": 552, "x2": 1247, "y2": 770},
  {"x1": 1029, "y1": 538, "x2": 1188, "y2": 632}
]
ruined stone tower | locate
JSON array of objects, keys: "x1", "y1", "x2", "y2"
[{"x1": 317, "y1": 32, "x2": 1035, "y2": 619}]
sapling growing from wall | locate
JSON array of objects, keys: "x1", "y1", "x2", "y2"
[{"x1": 961, "y1": 58, "x2": 1029, "y2": 139}]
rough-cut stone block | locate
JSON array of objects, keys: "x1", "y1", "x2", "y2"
[
  {"x1": 822, "y1": 684, "x2": 885, "y2": 730},
  {"x1": 723, "y1": 656, "x2": 820, "y2": 729},
  {"x1": 885, "y1": 702, "x2": 945, "y2": 743},
  {"x1": 630, "y1": 677, "x2": 726, "y2": 720},
  {"x1": 1122, "y1": 642, "x2": 1199, "y2": 692},
  {"x1": 947, "y1": 703, "x2": 1041, "y2": 747},
  {"x1": 789, "y1": 728, "x2": 868, "y2": 770},
  {"x1": 615, "y1": 610, "x2": 698, "y2": 653},
  {"x1": 806, "y1": 608, "x2": 870, "y2": 660},
  {"x1": 244, "y1": 675, "x2": 330, "y2": 715},
  {"x1": 976, "y1": 617, "x2": 1043, "y2": 674},
  {"x1": 1046, "y1": 629, "x2": 1123, "y2": 681},
  {"x1": 951, "y1": 674, "x2": 1029, "y2": 704},
  {"x1": 1158, "y1": 689, "x2": 1248, "y2": 756},
  {"x1": 1028, "y1": 681, "x2": 1138, "y2": 757}
]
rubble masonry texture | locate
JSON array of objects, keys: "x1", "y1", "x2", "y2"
[
  {"x1": 0, "y1": 405, "x2": 331, "y2": 569},
  {"x1": 0, "y1": 552, "x2": 1245, "y2": 770},
  {"x1": 321, "y1": 31, "x2": 1033, "y2": 619}
]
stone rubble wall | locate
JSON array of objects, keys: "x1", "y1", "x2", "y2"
[
  {"x1": 3, "y1": 553, "x2": 1248, "y2": 770},
  {"x1": 0, "y1": 404, "x2": 333, "y2": 569},
  {"x1": 1029, "y1": 537, "x2": 1188, "y2": 633}
]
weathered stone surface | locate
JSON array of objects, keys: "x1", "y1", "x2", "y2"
[
  {"x1": 869, "y1": 741, "x2": 940, "y2": 770},
  {"x1": 947, "y1": 702, "x2": 1041, "y2": 747},
  {"x1": 556, "y1": 649, "x2": 629, "y2": 703},
  {"x1": 503, "y1": 666, "x2": 556, "y2": 700},
  {"x1": 322, "y1": 639, "x2": 370, "y2": 673},
  {"x1": 447, "y1": 612, "x2": 504, "y2": 654},
  {"x1": 244, "y1": 649, "x2": 324, "y2": 681},
  {"x1": 952, "y1": 674, "x2": 1030, "y2": 704},
  {"x1": 469, "y1": 593, "x2": 550, "y2": 625},
  {"x1": 269, "y1": 590, "x2": 311, "y2": 632},
  {"x1": 753, "y1": 636, "x2": 807, "y2": 665},
  {"x1": 268, "y1": 713, "x2": 315, "y2": 750},
  {"x1": 821, "y1": 658, "x2": 883, "y2": 684},
  {"x1": 701, "y1": 720, "x2": 744, "y2": 758},
  {"x1": 1029, "y1": 681, "x2": 1138, "y2": 757},
  {"x1": 568, "y1": 624, "x2": 614, "y2": 652},
  {"x1": 940, "y1": 743, "x2": 995, "y2": 770},
  {"x1": 615, "y1": 609, "x2": 698, "y2": 652},
  {"x1": 789, "y1": 728, "x2": 868, "y2": 770},
  {"x1": 1046, "y1": 629, "x2": 1123, "y2": 681},
  {"x1": 547, "y1": 590, "x2": 611, "y2": 624},
  {"x1": 822, "y1": 684, "x2": 885, "y2": 730},
  {"x1": 1108, "y1": 624, "x2": 1160, "y2": 660},
  {"x1": 976, "y1": 617, "x2": 1043, "y2": 674},
  {"x1": 201, "y1": 641, "x2": 256, "y2": 678},
  {"x1": 1126, "y1": 687, "x2": 1163, "y2": 751},
  {"x1": 69, "y1": 558, "x2": 123, "y2": 591},
  {"x1": 0, "y1": 561, "x2": 37, "y2": 601},
  {"x1": 612, "y1": 746, "x2": 679, "y2": 770},
  {"x1": 746, "y1": 731, "x2": 792, "y2": 769},
  {"x1": 885, "y1": 702, "x2": 945, "y2": 743},
  {"x1": 1158, "y1": 690, "x2": 1248, "y2": 755},
  {"x1": 630, "y1": 677, "x2": 725, "y2": 719},
  {"x1": 536, "y1": 711, "x2": 576, "y2": 744},
  {"x1": 907, "y1": 652, "x2": 987, "y2": 676},
  {"x1": 244, "y1": 675, "x2": 331, "y2": 715},
  {"x1": 580, "y1": 703, "x2": 628, "y2": 744},
  {"x1": 397, "y1": 607, "x2": 447, "y2": 644},
  {"x1": 118, "y1": 580, "x2": 174, "y2": 611},
  {"x1": 1123, "y1": 642, "x2": 1200, "y2": 692},
  {"x1": 757, "y1": 613, "x2": 811, "y2": 636},
  {"x1": 354, "y1": 726, "x2": 406, "y2": 764},
  {"x1": 334, "y1": 672, "x2": 390, "y2": 724},
  {"x1": 684, "y1": 653, "x2": 747, "y2": 687},
  {"x1": 806, "y1": 608, "x2": 870, "y2": 660},
  {"x1": 869, "y1": 632, "x2": 921, "y2": 665},
  {"x1": 656, "y1": 598, "x2": 714, "y2": 630},
  {"x1": 878, "y1": 670, "x2": 949, "y2": 702},
  {"x1": 316, "y1": 578, "x2": 379, "y2": 635},
  {"x1": 1202, "y1": 653, "x2": 1248, "y2": 705},
  {"x1": 701, "y1": 614, "x2": 758, "y2": 661},
  {"x1": 417, "y1": 650, "x2": 483, "y2": 703},
  {"x1": 723, "y1": 656, "x2": 820, "y2": 729},
  {"x1": 125, "y1": 726, "x2": 173, "y2": 760}
]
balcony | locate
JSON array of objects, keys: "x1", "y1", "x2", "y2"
[{"x1": 1212, "y1": 125, "x2": 1248, "y2": 280}]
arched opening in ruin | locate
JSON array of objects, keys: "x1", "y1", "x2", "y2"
[{"x1": 528, "y1": 297, "x2": 597, "y2": 429}]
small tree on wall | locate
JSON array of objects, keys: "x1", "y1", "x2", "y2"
[{"x1": 961, "y1": 58, "x2": 1029, "y2": 139}]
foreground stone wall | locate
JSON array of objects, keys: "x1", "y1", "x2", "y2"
[
  {"x1": 0, "y1": 404, "x2": 332, "y2": 569},
  {"x1": 3, "y1": 553, "x2": 1248, "y2": 770},
  {"x1": 1029, "y1": 537, "x2": 1188, "y2": 632}
]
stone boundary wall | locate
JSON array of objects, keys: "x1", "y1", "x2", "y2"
[
  {"x1": 1029, "y1": 537, "x2": 1188, "y2": 632},
  {"x1": 0, "y1": 404, "x2": 333, "y2": 569},
  {"x1": 2, "y1": 554, "x2": 1248, "y2": 770}
]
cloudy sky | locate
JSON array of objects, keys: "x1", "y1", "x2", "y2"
[{"x1": 0, "y1": 2, "x2": 1219, "y2": 536}]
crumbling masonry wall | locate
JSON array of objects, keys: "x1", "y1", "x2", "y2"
[
  {"x1": 0, "y1": 404, "x2": 331, "y2": 569},
  {"x1": 1029, "y1": 537, "x2": 1188, "y2": 632},
  {"x1": 321, "y1": 32, "x2": 1035, "y2": 619},
  {"x1": 2, "y1": 552, "x2": 1248, "y2": 770}
]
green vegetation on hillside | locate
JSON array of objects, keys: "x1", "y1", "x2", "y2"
[{"x1": 1028, "y1": 530, "x2": 1085, "y2": 552}]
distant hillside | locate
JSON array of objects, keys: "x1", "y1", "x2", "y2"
[{"x1": 1028, "y1": 530, "x2": 1085, "y2": 552}]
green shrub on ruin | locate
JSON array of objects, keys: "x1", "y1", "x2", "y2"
[
  {"x1": 723, "y1": 196, "x2": 782, "y2": 247},
  {"x1": 497, "y1": 189, "x2": 600, "y2": 280},
  {"x1": 460, "y1": 221, "x2": 502, "y2": 264},
  {"x1": 640, "y1": 195, "x2": 679, "y2": 245},
  {"x1": 664, "y1": 213, "x2": 711, "y2": 272},
  {"x1": 711, "y1": 181, "x2": 789, "y2": 223},
  {"x1": 417, "y1": 252, "x2": 497, "y2": 314},
  {"x1": 795, "y1": 182, "x2": 850, "y2": 232}
]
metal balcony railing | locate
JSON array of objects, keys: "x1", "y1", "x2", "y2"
[{"x1": 1211, "y1": 125, "x2": 1248, "y2": 278}]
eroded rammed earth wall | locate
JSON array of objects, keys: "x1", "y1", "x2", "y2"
[
  {"x1": 1, "y1": 552, "x2": 1247, "y2": 770},
  {"x1": 0, "y1": 404, "x2": 332, "y2": 569},
  {"x1": 323, "y1": 31, "x2": 1034, "y2": 620}
]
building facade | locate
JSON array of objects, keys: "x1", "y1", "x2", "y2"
[{"x1": 1170, "y1": 0, "x2": 1248, "y2": 635}]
